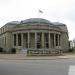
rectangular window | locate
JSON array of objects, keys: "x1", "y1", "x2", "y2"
[
  {"x1": 45, "y1": 33, "x2": 49, "y2": 48},
  {"x1": 37, "y1": 33, "x2": 41, "y2": 49},
  {"x1": 18, "y1": 34, "x2": 21, "y2": 46},
  {"x1": 14, "y1": 34, "x2": 16, "y2": 46},
  {"x1": 56, "y1": 34, "x2": 58, "y2": 46},
  {"x1": 5, "y1": 36, "x2": 6, "y2": 47}
]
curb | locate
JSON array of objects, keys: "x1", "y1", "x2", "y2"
[
  {"x1": 0, "y1": 54, "x2": 75, "y2": 60},
  {"x1": 0, "y1": 56, "x2": 74, "y2": 60}
]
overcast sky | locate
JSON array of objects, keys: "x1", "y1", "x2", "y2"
[{"x1": 0, "y1": 0, "x2": 75, "y2": 40}]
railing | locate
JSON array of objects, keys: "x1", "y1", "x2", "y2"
[{"x1": 27, "y1": 48, "x2": 63, "y2": 56}]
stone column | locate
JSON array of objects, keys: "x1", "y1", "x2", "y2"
[
  {"x1": 28, "y1": 32, "x2": 30, "y2": 48},
  {"x1": 49, "y1": 32, "x2": 50, "y2": 48},
  {"x1": 35, "y1": 32, "x2": 37, "y2": 49},
  {"x1": 21, "y1": 33, "x2": 23, "y2": 48},
  {"x1": 16, "y1": 33, "x2": 18, "y2": 47},
  {"x1": 54, "y1": 34, "x2": 56, "y2": 48},
  {"x1": 42, "y1": 32, "x2": 44, "y2": 48},
  {"x1": 58, "y1": 34, "x2": 59, "y2": 46},
  {"x1": 60, "y1": 34, "x2": 62, "y2": 47}
]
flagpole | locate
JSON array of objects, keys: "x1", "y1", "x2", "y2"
[{"x1": 38, "y1": 9, "x2": 43, "y2": 25}]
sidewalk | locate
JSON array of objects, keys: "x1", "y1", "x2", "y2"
[{"x1": 0, "y1": 54, "x2": 75, "y2": 60}]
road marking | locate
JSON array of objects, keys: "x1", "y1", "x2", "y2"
[{"x1": 68, "y1": 65, "x2": 75, "y2": 75}]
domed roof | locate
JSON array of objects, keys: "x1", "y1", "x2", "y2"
[
  {"x1": 6, "y1": 21, "x2": 20, "y2": 25},
  {"x1": 21, "y1": 18, "x2": 53, "y2": 25},
  {"x1": 52, "y1": 22, "x2": 65, "y2": 25}
]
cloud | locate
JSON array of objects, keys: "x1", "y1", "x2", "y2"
[
  {"x1": 62, "y1": 19, "x2": 75, "y2": 40},
  {"x1": 0, "y1": 0, "x2": 75, "y2": 40}
]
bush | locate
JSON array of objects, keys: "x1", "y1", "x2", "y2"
[
  {"x1": 0, "y1": 47, "x2": 3, "y2": 53},
  {"x1": 69, "y1": 47, "x2": 74, "y2": 52},
  {"x1": 11, "y1": 48, "x2": 16, "y2": 54}
]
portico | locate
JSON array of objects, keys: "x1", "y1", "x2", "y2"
[{"x1": 13, "y1": 32, "x2": 61, "y2": 50}]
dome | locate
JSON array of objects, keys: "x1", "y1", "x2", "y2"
[
  {"x1": 21, "y1": 18, "x2": 53, "y2": 25},
  {"x1": 52, "y1": 22, "x2": 65, "y2": 25},
  {"x1": 6, "y1": 21, "x2": 20, "y2": 25}
]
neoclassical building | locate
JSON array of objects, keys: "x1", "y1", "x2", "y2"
[{"x1": 0, "y1": 18, "x2": 69, "y2": 52}]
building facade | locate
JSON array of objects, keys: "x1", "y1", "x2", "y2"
[{"x1": 0, "y1": 18, "x2": 69, "y2": 52}]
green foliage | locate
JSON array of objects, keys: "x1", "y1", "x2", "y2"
[
  {"x1": 11, "y1": 48, "x2": 16, "y2": 54},
  {"x1": 69, "y1": 47, "x2": 74, "y2": 52},
  {"x1": 0, "y1": 47, "x2": 3, "y2": 52}
]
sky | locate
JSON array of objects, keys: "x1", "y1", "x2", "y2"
[{"x1": 0, "y1": 0, "x2": 75, "y2": 40}]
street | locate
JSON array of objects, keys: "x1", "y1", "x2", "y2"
[{"x1": 0, "y1": 58, "x2": 75, "y2": 75}]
